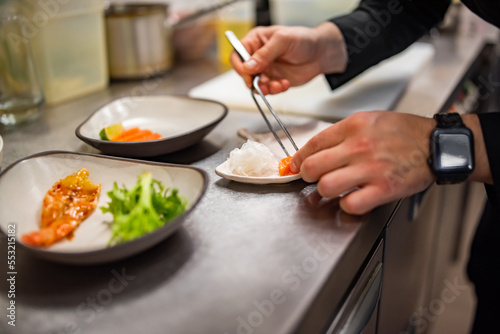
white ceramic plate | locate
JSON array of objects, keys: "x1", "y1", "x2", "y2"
[
  {"x1": 0, "y1": 151, "x2": 207, "y2": 265},
  {"x1": 215, "y1": 120, "x2": 333, "y2": 185},
  {"x1": 215, "y1": 160, "x2": 302, "y2": 184},
  {"x1": 76, "y1": 95, "x2": 228, "y2": 158}
]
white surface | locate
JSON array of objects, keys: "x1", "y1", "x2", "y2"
[
  {"x1": 215, "y1": 120, "x2": 332, "y2": 184},
  {"x1": 189, "y1": 42, "x2": 435, "y2": 121},
  {"x1": 0, "y1": 152, "x2": 206, "y2": 264},
  {"x1": 269, "y1": 0, "x2": 359, "y2": 27}
]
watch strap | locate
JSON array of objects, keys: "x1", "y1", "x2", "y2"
[
  {"x1": 435, "y1": 172, "x2": 469, "y2": 185},
  {"x1": 434, "y1": 112, "x2": 464, "y2": 128}
]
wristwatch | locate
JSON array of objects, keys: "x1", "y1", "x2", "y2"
[{"x1": 429, "y1": 112, "x2": 474, "y2": 185}]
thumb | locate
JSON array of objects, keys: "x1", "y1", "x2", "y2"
[{"x1": 243, "y1": 35, "x2": 288, "y2": 74}]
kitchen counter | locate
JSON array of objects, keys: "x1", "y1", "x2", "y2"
[{"x1": 0, "y1": 25, "x2": 497, "y2": 334}]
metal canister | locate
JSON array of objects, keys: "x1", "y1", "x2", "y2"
[{"x1": 105, "y1": 3, "x2": 173, "y2": 80}]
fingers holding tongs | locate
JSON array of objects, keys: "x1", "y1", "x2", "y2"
[{"x1": 225, "y1": 30, "x2": 299, "y2": 157}]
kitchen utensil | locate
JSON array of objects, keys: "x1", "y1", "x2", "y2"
[
  {"x1": 225, "y1": 30, "x2": 298, "y2": 157},
  {"x1": 105, "y1": 3, "x2": 173, "y2": 80},
  {"x1": 76, "y1": 95, "x2": 228, "y2": 158},
  {"x1": 0, "y1": 151, "x2": 208, "y2": 265}
]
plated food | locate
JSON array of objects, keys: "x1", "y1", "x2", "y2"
[
  {"x1": 21, "y1": 167, "x2": 186, "y2": 250},
  {"x1": 216, "y1": 121, "x2": 334, "y2": 184},
  {"x1": 215, "y1": 140, "x2": 301, "y2": 185},
  {"x1": 99, "y1": 122, "x2": 163, "y2": 142},
  {"x1": 226, "y1": 140, "x2": 282, "y2": 177},
  {"x1": 0, "y1": 151, "x2": 207, "y2": 264},
  {"x1": 102, "y1": 171, "x2": 186, "y2": 246},
  {"x1": 76, "y1": 95, "x2": 228, "y2": 158},
  {"x1": 22, "y1": 168, "x2": 101, "y2": 247},
  {"x1": 278, "y1": 156, "x2": 295, "y2": 176}
]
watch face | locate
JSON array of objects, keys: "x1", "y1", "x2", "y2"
[{"x1": 436, "y1": 133, "x2": 473, "y2": 170}]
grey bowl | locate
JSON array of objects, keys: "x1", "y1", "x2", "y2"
[{"x1": 76, "y1": 95, "x2": 228, "y2": 158}]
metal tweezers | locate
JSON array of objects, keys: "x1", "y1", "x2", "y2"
[{"x1": 225, "y1": 30, "x2": 299, "y2": 157}]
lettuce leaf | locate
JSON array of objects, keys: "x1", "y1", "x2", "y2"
[{"x1": 100, "y1": 171, "x2": 186, "y2": 245}]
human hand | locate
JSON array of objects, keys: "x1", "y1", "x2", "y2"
[
  {"x1": 229, "y1": 22, "x2": 348, "y2": 95},
  {"x1": 289, "y1": 111, "x2": 437, "y2": 215}
]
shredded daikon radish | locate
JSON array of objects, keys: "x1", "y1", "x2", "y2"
[{"x1": 227, "y1": 140, "x2": 279, "y2": 177}]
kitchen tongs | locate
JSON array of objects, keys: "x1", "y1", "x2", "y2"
[{"x1": 225, "y1": 30, "x2": 299, "y2": 157}]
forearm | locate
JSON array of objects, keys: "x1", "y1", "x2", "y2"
[
  {"x1": 313, "y1": 22, "x2": 348, "y2": 74},
  {"x1": 472, "y1": 112, "x2": 500, "y2": 185},
  {"x1": 326, "y1": 0, "x2": 451, "y2": 89}
]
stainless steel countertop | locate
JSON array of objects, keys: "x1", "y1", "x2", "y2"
[{"x1": 0, "y1": 28, "x2": 497, "y2": 334}]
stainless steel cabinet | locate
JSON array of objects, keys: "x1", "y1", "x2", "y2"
[
  {"x1": 378, "y1": 186, "x2": 443, "y2": 334},
  {"x1": 327, "y1": 239, "x2": 384, "y2": 334}
]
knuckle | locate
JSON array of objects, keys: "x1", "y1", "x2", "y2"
[
  {"x1": 316, "y1": 179, "x2": 335, "y2": 198},
  {"x1": 349, "y1": 136, "x2": 376, "y2": 156},
  {"x1": 339, "y1": 196, "x2": 364, "y2": 215},
  {"x1": 301, "y1": 159, "x2": 319, "y2": 181},
  {"x1": 274, "y1": 29, "x2": 291, "y2": 40},
  {"x1": 348, "y1": 111, "x2": 371, "y2": 128},
  {"x1": 253, "y1": 26, "x2": 266, "y2": 34}
]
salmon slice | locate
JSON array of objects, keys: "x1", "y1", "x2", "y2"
[{"x1": 278, "y1": 156, "x2": 299, "y2": 176}]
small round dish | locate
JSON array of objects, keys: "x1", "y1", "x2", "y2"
[
  {"x1": 214, "y1": 121, "x2": 334, "y2": 185},
  {"x1": 215, "y1": 160, "x2": 302, "y2": 185},
  {"x1": 76, "y1": 95, "x2": 228, "y2": 158}
]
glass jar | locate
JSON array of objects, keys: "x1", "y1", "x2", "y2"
[{"x1": 0, "y1": 0, "x2": 44, "y2": 126}]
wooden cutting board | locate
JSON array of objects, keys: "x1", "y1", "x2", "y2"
[{"x1": 189, "y1": 42, "x2": 435, "y2": 121}]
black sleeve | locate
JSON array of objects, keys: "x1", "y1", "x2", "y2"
[
  {"x1": 326, "y1": 0, "x2": 451, "y2": 89},
  {"x1": 477, "y1": 112, "x2": 500, "y2": 210}
]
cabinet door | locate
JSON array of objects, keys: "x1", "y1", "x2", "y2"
[
  {"x1": 327, "y1": 239, "x2": 384, "y2": 334},
  {"x1": 378, "y1": 185, "x2": 442, "y2": 334}
]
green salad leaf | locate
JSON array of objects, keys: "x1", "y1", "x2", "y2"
[{"x1": 100, "y1": 171, "x2": 187, "y2": 245}]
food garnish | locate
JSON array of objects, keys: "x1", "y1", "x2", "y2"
[
  {"x1": 99, "y1": 122, "x2": 124, "y2": 141},
  {"x1": 278, "y1": 156, "x2": 298, "y2": 176},
  {"x1": 22, "y1": 168, "x2": 101, "y2": 247},
  {"x1": 99, "y1": 122, "x2": 163, "y2": 142},
  {"x1": 100, "y1": 171, "x2": 186, "y2": 245}
]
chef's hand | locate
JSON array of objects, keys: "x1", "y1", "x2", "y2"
[
  {"x1": 230, "y1": 22, "x2": 348, "y2": 95},
  {"x1": 290, "y1": 111, "x2": 491, "y2": 215},
  {"x1": 289, "y1": 111, "x2": 429, "y2": 215}
]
